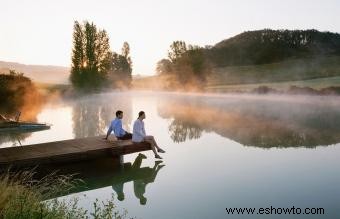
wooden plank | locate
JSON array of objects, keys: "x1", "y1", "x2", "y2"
[{"x1": 0, "y1": 136, "x2": 151, "y2": 168}]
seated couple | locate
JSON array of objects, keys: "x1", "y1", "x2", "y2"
[{"x1": 104, "y1": 110, "x2": 165, "y2": 159}]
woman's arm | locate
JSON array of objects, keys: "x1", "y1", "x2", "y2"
[{"x1": 142, "y1": 123, "x2": 146, "y2": 136}]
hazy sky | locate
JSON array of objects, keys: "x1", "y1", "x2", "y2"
[{"x1": 0, "y1": 0, "x2": 339, "y2": 75}]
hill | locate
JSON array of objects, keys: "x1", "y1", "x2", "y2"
[
  {"x1": 0, "y1": 61, "x2": 70, "y2": 84},
  {"x1": 204, "y1": 30, "x2": 340, "y2": 91},
  {"x1": 207, "y1": 29, "x2": 340, "y2": 67}
]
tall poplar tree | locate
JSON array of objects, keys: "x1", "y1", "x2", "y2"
[{"x1": 70, "y1": 21, "x2": 112, "y2": 90}]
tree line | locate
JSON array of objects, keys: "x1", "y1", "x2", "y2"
[
  {"x1": 70, "y1": 21, "x2": 132, "y2": 91},
  {"x1": 69, "y1": 26, "x2": 340, "y2": 92},
  {"x1": 207, "y1": 29, "x2": 340, "y2": 67},
  {"x1": 155, "y1": 29, "x2": 340, "y2": 90}
]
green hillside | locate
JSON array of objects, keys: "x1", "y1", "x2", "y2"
[
  {"x1": 207, "y1": 29, "x2": 340, "y2": 67},
  {"x1": 208, "y1": 56, "x2": 340, "y2": 86},
  {"x1": 206, "y1": 76, "x2": 340, "y2": 93}
]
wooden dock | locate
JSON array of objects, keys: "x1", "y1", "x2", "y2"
[{"x1": 0, "y1": 136, "x2": 151, "y2": 168}]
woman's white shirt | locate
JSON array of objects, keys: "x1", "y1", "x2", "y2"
[{"x1": 132, "y1": 119, "x2": 146, "y2": 142}]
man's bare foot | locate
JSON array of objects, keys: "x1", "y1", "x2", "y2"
[
  {"x1": 158, "y1": 164, "x2": 165, "y2": 169},
  {"x1": 155, "y1": 160, "x2": 163, "y2": 165}
]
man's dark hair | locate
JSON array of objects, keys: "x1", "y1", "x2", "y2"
[
  {"x1": 138, "y1": 111, "x2": 145, "y2": 118},
  {"x1": 116, "y1": 110, "x2": 123, "y2": 117}
]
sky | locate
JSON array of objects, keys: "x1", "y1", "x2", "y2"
[{"x1": 0, "y1": 0, "x2": 339, "y2": 75}]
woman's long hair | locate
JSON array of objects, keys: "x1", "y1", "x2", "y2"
[{"x1": 138, "y1": 111, "x2": 145, "y2": 118}]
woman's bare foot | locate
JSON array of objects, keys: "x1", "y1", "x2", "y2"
[
  {"x1": 157, "y1": 148, "x2": 166, "y2": 153},
  {"x1": 155, "y1": 154, "x2": 163, "y2": 159}
]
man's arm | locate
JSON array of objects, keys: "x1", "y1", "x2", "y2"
[{"x1": 105, "y1": 124, "x2": 112, "y2": 140}]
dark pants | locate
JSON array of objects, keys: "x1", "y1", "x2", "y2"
[{"x1": 117, "y1": 132, "x2": 132, "y2": 140}]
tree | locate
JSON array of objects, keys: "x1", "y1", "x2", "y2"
[
  {"x1": 110, "y1": 53, "x2": 132, "y2": 88},
  {"x1": 156, "y1": 59, "x2": 172, "y2": 75},
  {"x1": 108, "y1": 42, "x2": 133, "y2": 89},
  {"x1": 70, "y1": 21, "x2": 84, "y2": 88},
  {"x1": 70, "y1": 21, "x2": 113, "y2": 91},
  {"x1": 161, "y1": 41, "x2": 211, "y2": 90},
  {"x1": 122, "y1": 42, "x2": 132, "y2": 66},
  {"x1": 9, "y1": 69, "x2": 24, "y2": 77},
  {"x1": 186, "y1": 45, "x2": 210, "y2": 84},
  {"x1": 0, "y1": 72, "x2": 42, "y2": 120},
  {"x1": 168, "y1": 41, "x2": 187, "y2": 62},
  {"x1": 96, "y1": 29, "x2": 112, "y2": 81}
]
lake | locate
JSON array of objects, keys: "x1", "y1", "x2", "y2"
[{"x1": 1, "y1": 91, "x2": 340, "y2": 218}]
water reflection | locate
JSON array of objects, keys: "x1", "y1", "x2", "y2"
[
  {"x1": 167, "y1": 119, "x2": 203, "y2": 143},
  {"x1": 158, "y1": 94, "x2": 340, "y2": 148},
  {"x1": 0, "y1": 131, "x2": 31, "y2": 146},
  {"x1": 112, "y1": 153, "x2": 165, "y2": 205},
  {"x1": 71, "y1": 93, "x2": 132, "y2": 138},
  {"x1": 38, "y1": 153, "x2": 164, "y2": 205}
]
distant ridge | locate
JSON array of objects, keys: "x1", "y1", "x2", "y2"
[
  {"x1": 207, "y1": 29, "x2": 340, "y2": 67},
  {"x1": 0, "y1": 61, "x2": 70, "y2": 84}
]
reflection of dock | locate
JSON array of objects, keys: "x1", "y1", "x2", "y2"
[{"x1": 0, "y1": 136, "x2": 151, "y2": 168}]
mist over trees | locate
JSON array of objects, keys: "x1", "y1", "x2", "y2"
[
  {"x1": 156, "y1": 41, "x2": 211, "y2": 91},
  {"x1": 70, "y1": 26, "x2": 340, "y2": 92},
  {"x1": 70, "y1": 21, "x2": 132, "y2": 91},
  {"x1": 0, "y1": 70, "x2": 42, "y2": 118},
  {"x1": 109, "y1": 42, "x2": 132, "y2": 88}
]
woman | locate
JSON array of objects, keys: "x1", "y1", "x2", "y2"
[{"x1": 132, "y1": 111, "x2": 165, "y2": 159}]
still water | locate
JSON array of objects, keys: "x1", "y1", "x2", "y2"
[{"x1": 1, "y1": 92, "x2": 340, "y2": 218}]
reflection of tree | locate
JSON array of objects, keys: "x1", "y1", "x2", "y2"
[
  {"x1": 72, "y1": 94, "x2": 132, "y2": 138},
  {"x1": 157, "y1": 95, "x2": 340, "y2": 148},
  {"x1": 168, "y1": 120, "x2": 202, "y2": 143},
  {"x1": 158, "y1": 97, "x2": 203, "y2": 143},
  {"x1": 72, "y1": 101, "x2": 103, "y2": 137},
  {"x1": 0, "y1": 131, "x2": 31, "y2": 146}
]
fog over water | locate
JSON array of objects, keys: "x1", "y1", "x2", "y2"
[{"x1": 1, "y1": 92, "x2": 340, "y2": 218}]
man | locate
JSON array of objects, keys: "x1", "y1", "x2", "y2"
[{"x1": 105, "y1": 110, "x2": 132, "y2": 140}]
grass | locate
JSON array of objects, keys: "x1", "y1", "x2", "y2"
[
  {"x1": 35, "y1": 83, "x2": 71, "y2": 95},
  {"x1": 206, "y1": 76, "x2": 340, "y2": 92},
  {"x1": 0, "y1": 170, "x2": 132, "y2": 219},
  {"x1": 207, "y1": 56, "x2": 340, "y2": 86},
  {"x1": 132, "y1": 74, "x2": 172, "y2": 90}
]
